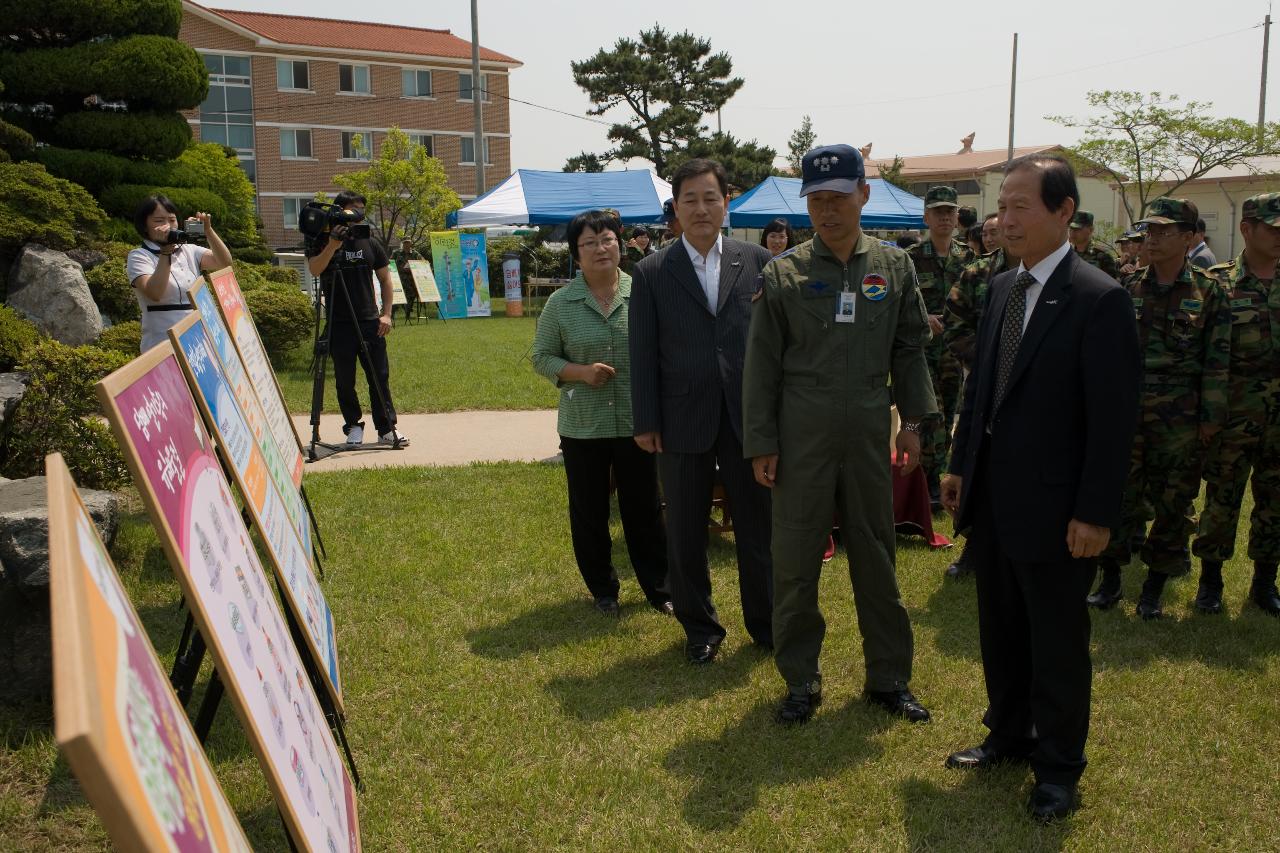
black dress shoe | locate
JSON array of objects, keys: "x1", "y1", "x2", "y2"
[
  {"x1": 863, "y1": 688, "x2": 931, "y2": 723},
  {"x1": 1250, "y1": 582, "x2": 1280, "y2": 616},
  {"x1": 944, "y1": 558, "x2": 974, "y2": 579},
  {"x1": 776, "y1": 688, "x2": 822, "y2": 724},
  {"x1": 685, "y1": 637, "x2": 722, "y2": 664},
  {"x1": 652, "y1": 599, "x2": 675, "y2": 616},
  {"x1": 944, "y1": 743, "x2": 1029, "y2": 770},
  {"x1": 593, "y1": 596, "x2": 619, "y2": 618},
  {"x1": 1028, "y1": 782, "x2": 1079, "y2": 822}
]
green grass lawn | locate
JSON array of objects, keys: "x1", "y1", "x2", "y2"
[
  {"x1": 274, "y1": 310, "x2": 558, "y2": 415},
  {"x1": 3, "y1": 464, "x2": 1278, "y2": 850}
]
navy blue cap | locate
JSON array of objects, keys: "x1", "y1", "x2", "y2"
[{"x1": 800, "y1": 144, "x2": 865, "y2": 197}]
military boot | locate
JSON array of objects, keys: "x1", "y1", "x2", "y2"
[
  {"x1": 1136, "y1": 570, "x2": 1168, "y2": 620},
  {"x1": 1250, "y1": 562, "x2": 1280, "y2": 616},
  {"x1": 1193, "y1": 560, "x2": 1224, "y2": 615},
  {"x1": 1086, "y1": 559, "x2": 1123, "y2": 609}
]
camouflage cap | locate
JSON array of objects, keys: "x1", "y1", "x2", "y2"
[
  {"x1": 1242, "y1": 192, "x2": 1280, "y2": 226},
  {"x1": 924, "y1": 186, "x2": 960, "y2": 209},
  {"x1": 1069, "y1": 210, "x2": 1094, "y2": 228},
  {"x1": 1123, "y1": 228, "x2": 1145, "y2": 242},
  {"x1": 1136, "y1": 197, "x2": 1198, "y2": 227}
]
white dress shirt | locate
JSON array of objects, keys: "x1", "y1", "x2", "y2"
[
  {"x1": 1014, "y1": 240, "x2": 1072, "y2": 332},
  {"x1": 682, "y1": 233, "x2": 723, "y2": 314}
]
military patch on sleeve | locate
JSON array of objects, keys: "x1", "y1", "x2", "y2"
[{"x1": 1179, "y1": 298, "x2": 1203, "y2": 312}]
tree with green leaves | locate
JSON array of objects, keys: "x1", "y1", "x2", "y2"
[
  {"x1": 563, "y1": 151, "x2": 606, "y2": 173},
  {"x1": 786, "y1": 115, "x2": 817, "y2": 176},
  {"x1": 335, "y1": 129, "x2": 461, "y2": 247},
  {"x1": 1049, "y1": 90, "x2": 1280, "y2": 223},
  {"x1": 569, "y1": 26, "x2": 743, "y2": 176},
  {"x1": 878, "y1": 155, "x2": 910, "y2": 192},
  {"x1": 667, "y1": 133, "x2": 777, "y2": 192}
]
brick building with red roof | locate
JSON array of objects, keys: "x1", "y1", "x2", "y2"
[{"x1": 180, "y1": 1, "x2": 521, "y2": 247}]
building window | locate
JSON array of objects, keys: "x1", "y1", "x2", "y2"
[
  {"x1": 341, "y1": 132, "x2": 370, "y2": 161},
  {"x1": 338, "y1": 64, "x2": 371, "y2": 94},
  {"x1": 283, "y1": 197, "x2": 312, "y2": 230},
  {"x1": 201, "y1": 53, "x2": 255, "y2": 183},
  {"x1": 408, "y1": 134, "x2": 434, "y2": 157},
  {"x1": 402, "y1": 69, "x2": 433, "y2": 98},
  {"x1": 276, "y1": 59, "x2": 309, "y2": 91},
  {"x1": 460, "y1": 137, "x2": 491, "y2": 165},
  {"x1": 459, "y1": 72, "x2": 489, "y2": 102},
  {"x1": 280, "y1": 129, "x2": 312, "y2": 158}
]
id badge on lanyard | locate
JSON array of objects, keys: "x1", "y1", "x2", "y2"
[{"x1": 835, "y1": 290, "x2": 856, "y2": 323}]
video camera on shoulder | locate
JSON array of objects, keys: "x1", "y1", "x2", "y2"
[{"x1": 298, "y1": 201, "x2": 371, "y2": 243}]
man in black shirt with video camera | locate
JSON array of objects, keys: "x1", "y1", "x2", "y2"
[{"x1": 305, "y1": 190, "x2": 406, "y2": 446}]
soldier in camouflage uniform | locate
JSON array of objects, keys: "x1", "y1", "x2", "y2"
[
  {"x1": 1068, "y1": 210, "x2": 1120, "y2": 279},
  {"x1": 906, "y1": 186, "x2": 972, "y2": 508},
  {"x1": 939, "y1": 213, "x2": 1020, "y2": 578},
  {"x1": 1190, "y1": 193, "x2": 1280, "y2": 616},
  {"x1": 1086, "y1": 198, "x2": 1232, "y2": 619}
]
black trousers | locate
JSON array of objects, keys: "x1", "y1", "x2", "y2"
[
  {"x1": 656, "y1": 414, "x2": 773, "y2": 646},
  {"x1": 329, "y1": 320, "x2": 396, "y2": 436},
  {"x1": 969, "y1": 447, "x2": 1096, "y2": 786},
  {"x1": 560, "y1": 436, "x2": 670, "y2": 606}
]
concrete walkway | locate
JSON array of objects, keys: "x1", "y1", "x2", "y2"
[{"x1": 291, "y1": 410, "x2": 561, "y2": 471}]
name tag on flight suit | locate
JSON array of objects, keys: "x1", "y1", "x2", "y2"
[{"x1": 835, "y1": 291, "x2": 857, "y2": 323}]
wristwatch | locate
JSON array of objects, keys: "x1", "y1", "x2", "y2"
[{"x1": 900, "y1": 419, "x2": 922, "y2": 434}]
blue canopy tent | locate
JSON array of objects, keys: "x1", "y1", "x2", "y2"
[
  {"x1": 447, "y1": 169, "x2": 673, "y2": 227},
  {"x1": 728, "y1": 176, "x2": 926, "y2": 230}
]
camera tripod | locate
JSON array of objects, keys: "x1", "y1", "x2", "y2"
[{"x1": 307, "y1": 259, "x2": 404, "y2": 461}]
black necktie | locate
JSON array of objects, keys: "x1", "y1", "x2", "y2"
[{"x1": 993, "y1": 271, "x2": 1036, "y2": 415}]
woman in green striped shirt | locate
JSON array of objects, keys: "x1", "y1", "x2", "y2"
[{"x1": 532, "y1": 210, "x2": 672, "y2": 618}]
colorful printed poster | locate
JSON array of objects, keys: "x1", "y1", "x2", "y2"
[
  {"x1": 189, "y1": 280, "x2": 305, "y2": 499},
  {"x1": 428, "y1": 232, "x2": 468, "y2": 319},
  {"x1": 47, "y1": 453, "x2": 253, "y2": 853},
  {"x1": 205, "y1": 268, "x2": 304, "y2": 477},
  {"x1": 459, "y1": 231, "x2": 491, "y2": 317},
  {"x1": 96, "y1": 349, "x2": 360, "y2": 853},
  {"x1": 406, "y1": 259, "x2": 440, "y2": 303},
  {"x1": 384, "y1": 262, "x2": 408, "y2": 307},
  {"x1": 169, "y1": 313, "x2": 339, "y2": 708}
]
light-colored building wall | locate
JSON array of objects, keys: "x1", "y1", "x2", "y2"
[{"x1": 1112, "y1": 172, "x2": 1280, "y2": 259}]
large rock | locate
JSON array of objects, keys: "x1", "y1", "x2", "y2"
[
  {"x1": 0, "y1": 475, "x2": 121, "y2": 703},
  {"x1": 0, "y1": 371, "x2": 25, "y2": 432},
  {"x1": 65, "y1": 247, "x2": 109, "y2": 272},
  {"x1": 6, "y1": 244, "x2": 103, "y2": 346}
]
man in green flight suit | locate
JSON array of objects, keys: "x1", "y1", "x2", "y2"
[
  {"x1": 1190, "y1": 192, "x2": 1280, "y2": 616},
  {"x1": 743, "y1": 144, "x2": 938, "y2": 725},
  {"x1": 1085, "y1": 197, "x2": 1231, "y2": 618},
  {"x1": 907, "y1": 186, "x2": 972, "y2": 510},
  {"x1": 1068, "y1": 210, "x2": 1120, "y2": 279}
]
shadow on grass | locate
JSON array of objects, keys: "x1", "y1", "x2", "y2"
[
  {"x1": 664, "y1": 698, "x2": 893, "y2": 831},
  {"x1": 545, "y1": 643, "x2": 768, "y2": 721},
  {"x1": 899, "y1": 772, "x2": 1071, "y2": 852},
  {"x1": 912, "y1": 572, "x2": 982, "y2": 664},
  {"x1": 465, "y1": 597, "x2": 631, "y2": 660}
]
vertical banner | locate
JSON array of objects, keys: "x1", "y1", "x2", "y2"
[
  {"x1": 406, "y1": 259, "x2": 440, "y2": 303},
  {"x1": 428, "y1": 232, "x2": 467, "y2": 319},
  {"x1": 96, "y1": 347, "x2": 360, "y2": 853},
  {"x1": 47, "y1": 453, "x2": 252, "y2": 853},
  {"x1": 459, "y1": 231, "x2": 491, "y2": 317},
  {"x1": 384, "y1": 261, "x2": 408, "y2": 307},
  {"x1": 168, "y1": 312, "x2": 339, "y2": 708},
  {"x1": 205, "y1": 268, "x2": 304, "y2": 472}
]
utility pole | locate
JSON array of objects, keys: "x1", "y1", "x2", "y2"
[
  {"x1": 470, "y1": 0, "x2": 485, "y2": 198},
  {"x1": 1260, "y1": 13, "x2": 1272, "y2": 139},
  {"x1": 1007, "y1": 33, "x2": 1018, "y2": 166}
]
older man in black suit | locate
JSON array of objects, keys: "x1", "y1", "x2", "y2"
[
  {"x1": 629, "y1": 158, "x2": 775, "y2": 663},
  {"x1": 940, "y1": 154, "x2": 1141, "y2": 821}
]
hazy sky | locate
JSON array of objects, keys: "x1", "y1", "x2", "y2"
[{"x1": 205, "y1": 0, "x2": 1278, "y2": 171}]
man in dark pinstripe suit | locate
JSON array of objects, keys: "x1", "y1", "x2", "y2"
[{"x1": 629, "y1": 158, "x2": 775, "y2": 663}]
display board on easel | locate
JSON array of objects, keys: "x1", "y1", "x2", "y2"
[
  {"x1": 167, "y1": 312, "x2": 342, "y2": 709},
  {"x1": 47, "y1": 453, "x2": 253, "y2": 853},
  {"x1": 96, "y1": 346, "x2": 361, "y2": 853},
  {"x1": 204, "y1": 267, "x2": 304, "y2": 476},
  {"x1": 406, "y1": 259, "x2": 440, "y2": 303},
  {"x1": 384, "y1": 261, "x2": 409, "y2": 307}
]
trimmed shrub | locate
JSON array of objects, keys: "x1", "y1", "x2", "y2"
[
  {"x1": 234, "y1": 244, "x2": 274, "y2": 265},
  {"x1": 47, "y1": 110, "x2": 191, "y2": 160},
  {"x1": 0, "y1": 303, "x2": 41, "y2": 370},
  {"x1": 0, "y1": 119, "x2": 35, "y2": 160},
  {"x1": 0, "y1": 0, "x2": 182, "y2": 45},
  {"x1": 100, "y1": 217, "x2": 137, "y2": 244},
  {"x1": 99, "y1": 184, "x2": 228, "y2": 227},
  {"x1": 243, "y1": 284, "x2": 312, "y2": 363},
  {"x1": 263, "y1": 266, "x2": 300, "y2": 288},
  {"x1": 35, "y1": 146, "x2": 129, "y2": 194},
  {"x1": 95, "y1": 320, "x2": 141, "y2": 356},
  {"x1": 232, "y1": 260, "x2": 269, "y2": 293},
  {"x1": 0, "y1": 338, "x2": 130, "y2": 489},
  {"x1": 83, "y1": 242, "x2": 138, "y2": 322},
  {"x1": 0, "y1": 161, "x2": 106, "y2": 251}
]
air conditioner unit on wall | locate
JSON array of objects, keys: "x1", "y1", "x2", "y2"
[{"x1": 274, "y1": 252, "x2": 316, "y2": 297}]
